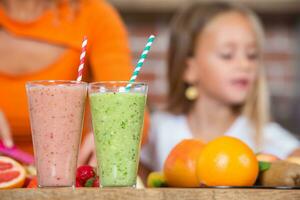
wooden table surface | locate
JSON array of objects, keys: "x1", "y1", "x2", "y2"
[{"x1": 1, "y1": 188, "x2": 300, "y2": 200}]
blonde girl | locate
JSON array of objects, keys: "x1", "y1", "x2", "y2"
[{"x1": 141, "y1": 2, "x2": 300, "y2": 171}]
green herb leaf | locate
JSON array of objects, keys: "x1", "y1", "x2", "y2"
[
  {"x1": 152, "y1": 179, "x2": 168, "y2": 187},
  {"x1": 259, "y1": 161, "x2": 271, "y2": 172},
  {"x1": 85, "y1": 177, "x2": 95, "y2": 187}
]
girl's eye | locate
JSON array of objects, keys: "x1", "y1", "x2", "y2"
[
  {"x1": 247, "y1": 52, "x2": 259, "y2": 60},
  {"x1": 219, "y1": 52, "x2": 233, "y2": 60}
]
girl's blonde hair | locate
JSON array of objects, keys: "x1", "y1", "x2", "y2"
[{"x1": 167, "y1": 2, "x2": 270, "y2": 146}]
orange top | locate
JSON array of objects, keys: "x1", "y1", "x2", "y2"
[{"x1": 0, "y1": 0, "x2": 149, "y2": 153}]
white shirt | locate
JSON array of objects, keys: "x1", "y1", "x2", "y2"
[{"x1": 140, "y1": 111, "x2": 300, "y2": 171}]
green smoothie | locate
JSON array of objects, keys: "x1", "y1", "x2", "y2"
[{"x1": 89, "y1": 92, "x2": 146, "y2": 187}]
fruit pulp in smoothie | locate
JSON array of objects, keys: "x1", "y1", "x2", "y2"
[
  {"x1": 89, "y1": 92, "x2": 146, "y2": 187},
  {"x1": 27, "y1": 84, "x2": 86, "y2": 187}
]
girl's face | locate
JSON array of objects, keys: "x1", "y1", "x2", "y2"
[{"x1": 185, "y1": 11, "x2": 260, "y2": 105}]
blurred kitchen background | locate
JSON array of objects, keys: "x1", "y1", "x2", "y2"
[{"x1": 108, "y1": 0, "x2": 300, "y2": 137}]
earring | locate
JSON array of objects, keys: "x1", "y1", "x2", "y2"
[{"x1": 185, "y1": 86, "x2": 198, "y2": 100}]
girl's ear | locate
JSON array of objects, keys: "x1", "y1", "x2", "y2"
[{"x1": 184, "y1": 57, "x2": 199, "y2": 84}]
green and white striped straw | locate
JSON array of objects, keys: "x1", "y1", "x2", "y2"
[{"x1": 125, "y1": 35, "x2": 155, "y2": 90}]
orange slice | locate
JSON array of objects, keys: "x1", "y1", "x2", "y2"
[{"x1": 0, "y1": 156, "x2": 26, "y2": 189}]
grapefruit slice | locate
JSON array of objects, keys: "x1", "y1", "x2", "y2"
[{"x1": 0, "y1": 156, "x2": 26, "y2": 189}]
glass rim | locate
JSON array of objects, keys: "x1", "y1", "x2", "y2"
[
  {"x1": 89, "y1": 81, "x2": 147, "y2": 87},
  {"x1": 26, "y1": 80, "x2": 88, "y2": 87}
]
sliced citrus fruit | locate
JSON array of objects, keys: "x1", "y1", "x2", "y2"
[{"x1": 0, "y1": 156, "x2": 26, "y2": 189}]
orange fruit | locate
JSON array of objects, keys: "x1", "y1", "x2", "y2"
[
  {"x1": 164, "y1": 139, "x2": 205, "y2": 187},
  {"x1": 196, "y1": 136, "x2": 258, "y2": 186},
  {"x1": 0, "y1": 156, "x2": 26, "y2": 189}
]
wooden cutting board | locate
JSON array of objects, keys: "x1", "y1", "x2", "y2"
[{"x1": 1, "y1": 188, "x2": 300, "y2": 200}]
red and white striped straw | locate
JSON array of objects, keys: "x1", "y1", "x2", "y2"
[{"x1": 76, "y1": 36, "x2": 88, "y2": 82}]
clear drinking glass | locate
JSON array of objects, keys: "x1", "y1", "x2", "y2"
[
  {"x1": 88, "y1": 81, "x2": 148, "y2": 187},
  {"x1": 26, "y1": 80, "x2": 87, "y2": 187}
]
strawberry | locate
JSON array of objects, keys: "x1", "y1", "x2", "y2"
[
  {"x1": 76, "y1": 178, "x2": 82, "y2": 187},
  {"x1": 23, "y1": 177, "x2": 32, "y2": 188},
  {"x1": 76, "y1": 165, "x2": 95, "y2": 185},
  {"x1": 93, "y1": 177, "x2": 99, "y2": 187},
  {"x1": 27, "y1": 176, "x2": 37, "y2": 188}
]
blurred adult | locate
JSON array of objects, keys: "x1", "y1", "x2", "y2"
[{"x1": 0, "y1": 0, "x2": 149, "y2": 163}]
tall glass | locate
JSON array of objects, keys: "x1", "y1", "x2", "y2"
[
  {"x1": 26, "y1": 80, "x2": 87, "y2": 187},
  {"x1": 89, "y1": 81, "x2": 147, "y2": 187}
]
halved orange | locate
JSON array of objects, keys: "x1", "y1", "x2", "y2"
[{"x1": 0, "y1": 156, "x2": 26, "y2": 189}]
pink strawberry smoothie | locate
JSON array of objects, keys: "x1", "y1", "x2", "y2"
[{"x1": 26, "y1": 81, "x2": 87, "y2": 187}]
